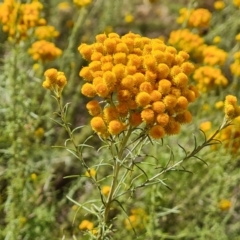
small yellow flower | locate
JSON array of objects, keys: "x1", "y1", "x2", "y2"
[
  {"x1": 125, "y1": 14, "x2": 134, "y2": 23},
  {"x1": 149, "y1": 125, "x2": 165, "y2": 139},
  {"x1": 86, "y1": 100, "x2": 102, "y2": 116},
  {"x1": 213, "y1": 36, "x2": 221, "y2": 44},
  {"x1": 215, "y1": 101, "x2": 224, "y2": 109},
  {"x1": 74, "y1": 0, "x2": 92, "y2": 7},
  {"x1": 235, "y1": 33, "x2": 240, "y2": 41},
  {"x1": 90, "y1": 116, "x2": 107, "y2": 134},
  {"x1": 214, "y1": 1, "x2": 225, "y2": 10},
  {"x1": 200, "y1": 121, "x2": 212, "y2": 132},
  {"x1": 102, "y1": 185, "x2": 111, "y2": 196},
  {"x1": 31, "y1": 173, "x2": 37, "y2": 181},
  {"x1": 136, "y1": 92, "x2": 151, "y2": 107},
  {"x1": 108, "y1": 120, "x2": 125, "y2": 135},
  {"x1": 79, "y1": 220, "x2": 94, "y2": 230},
  {"x1": 85, "y1": 169, "x2": 96, "y2": 178},
  {"x1": 72, "y1": 205, "x2": 78, "y2": 211},
  {"x1": 29, "y1": 40, "x2": 62, "y2": 61},
  {"x1": 219, "y1": 199, "x2": 231, "y2": 211},
  {"x1": 34, "y1": 127, "x2": 44, "y2": 139}
]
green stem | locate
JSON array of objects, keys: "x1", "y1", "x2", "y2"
[{"x1": 98, "y1": 127, "x2": 133, "y2": 239}]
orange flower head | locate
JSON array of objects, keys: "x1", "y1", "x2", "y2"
[
  {"x1": 141, "y1": 108, "x2": 155, "y2": 124},
  {"x1": 108, "y1": 120, "x2": 125, "y2": 135},
  {"x1": 149, "y1": 125, "x2": 165, "y2": 139},
  {"x1": 103, "y1": 106, "x2": 119, "y2": 122},
  {"x1": 157, "y1": 63, "x2": 170, "y2": 79},
  {"x1": 158, "y1": 79, "x2": 172, "y2": 95},
  {"x1": 80, "y1": 67, "x2": 93, "y2": 82},
  {"x1": 129, "y1": 112, "x2": 143, "y2": 126},
  {"x1": 86, "y1": 100, "x2": 102, "y2": 116},
  {"x1": 81, "y1": 83, "x2": 96, "y2": 97},
  {"x1": 136, "y1": 92, "x2": 151, "y2": 107},
  {"x1": 90, "y1": 116, "x2": 107, "y2": 134},
  {"x1": 152, "y1": 101, "x2": 166, "y2": 114},
  {"x1": 156, "y1": 113, "x2": 169, "y2": 126}
]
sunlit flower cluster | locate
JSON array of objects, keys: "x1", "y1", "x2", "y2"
[
  {"x1": 177, "y1": 8, "x2": 212, "y2": 28},
  {"x1": 219, "y1": 199, "x2": 231, "y2": 211},
  {"x1": 79, "y1": 32, "x2": 199, "y2": 139},
  {"x1": 73, "y1": 0, "x2": 92, "y2": 7},
  {"x1": 42, "y1": 68, "x2": 67, "y2": 94},
  {"x1": 230, "y1": 51, "x2": 240, "y2": 77},
  {"x1": 0, "y1": 0, "x2": 43, "y2": 41},
  {"x1": 233, "y1": 0, "x2": 240, "y2": 8},
  {"x1": 203, "y1": 45, "x2": 228, "y2": 66},
  {"x1": 125, "y1": 14, "x2": 134, "y2": 23},
  {"x1": 216, "y1": 116, "x2": 240, "y2": 154},
  {"x1": 224, "y1": 95, "x2": 240, "y2": 120},
  {"x1": 168, "y1": 29, "x2": 205, "y2": 61},
  {"x1": 193, "y1": 66, "x2": 228, "y2": 92},
  {"x1": 28, "y1": 40, "x2": 62, "y2": 61},
  {"x1": 124, "y1": 208, "x2": 148, "y2": 230},
  {"x1": 214, "y1": 1, "x2": 226, "y2": 10},
  {"x1": 79, "y1": 220, "x2": 94, "y2": 230},
  {"x1": 34, "y1": 25, "x2": 59, "y2": 40}
]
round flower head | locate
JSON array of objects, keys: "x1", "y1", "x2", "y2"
[
  {"x1": 141, "y1": 108, "x2": 155, "y2": 124},
  {"x1": 103, "y1": 106, "x2": 119, "y2": 122},
  {"x1": 165, "y1": 117, "x2": 181, "y2": 135},
  {"x1": 108, "y1": 120, "x2": 125, "y2": 135},
  {"x1": 81, "y1": 83, "x2": 96, "y2": 97},
  {"x1": 90, "y1": 116, "x2": 107, "y2": 134},
  {"x1": 158, "y1": 79, "x2": 172, "y2": 95},
  {"x1": 152, "y1": 101, "x2": 165, "y2": 114},
  {"x1": 129, "y1": 112, "x2": 143, "y2": 126},
  {"x1": 175, "y1": 110, "x2": 192, "y2": 124},
  {"x1": 95, "y1": 83, "x2": 110, "y2": 97},
  {"x1": 44, "y1": 68, "x2": 58, "y2": 83},
  {"x1": 157, "y1": 63, "x2": 170, "y2": 79},
  {"x1": 156, "y1": 113, "x2": 169, "y2": 126},
  {"x1": 163, "y1": 94, "x2": 177, "y2": 110},
  {"x1": 80, "y1": 67, "x2": 93, "y2": 81},
  {"x1": 139, "y1": 82, "x2": 153, "y2": 93},
  {"x1": 86, "y1": 100, "x2": 102, "y2": 116},
  {"x1": 136, "y1": 92, "x2": 151, "y2": 107},
  {"x1": 175, "y1": 96, "x2": 189, "y2": 112},
  {"x1": 173, "y1": 73, "x2": 188, "y2": 88},
  {"x1": 150, "y1": 90, "x2": 162, "y2": 102},
  {"x1": 149, "y1": 125, "x2": 165, "y2": 139}
]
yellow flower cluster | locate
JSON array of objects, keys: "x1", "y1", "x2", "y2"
[
  {"x1": 124, "y1": 208, "x2": 148, "y2": 230},
  {"x1": 216, "y1": 116, "x2": 240, "y2": 154},
  {"x1": 214, "y1": 1, "x2": 226, "y2": 10},
  {"x1": 233, "y1": 0, "x2": 240, "y2": 8},
  {"x1": 235, "y1": 33, "x2": 240, "y2": 41},
  {"x1": 125, "y1": 14, "x2": 134, "y2": 23},
  {"x1": 177, "y1": 8, "x2": 212, "y2": 28},
  {"x1": 193, "y1": 66, "x2": 228, "y2": 92},
  {"x1": 224, "y1": 95, "x2": 240, "y2": 120},
  {"x1": 79, "y1": 220, "x2": 94, "y2": 230},
  {"x1": 230, "y1": 52, "x2": 240, "y2": 77},
  {"x1": 168, "y1": 29, "x2": 205, "y2": 61},
  {"x1": 42, "y1": 68, "x2": 67, "y2": 93},
  {"x1": 73, "y1": 0, "x2": 92, "y2": 7},
  {"x1": 0, "y1": 0, "x2": 43, "y2": 41},
  {"x1": 28, "y1": 40, "x2": 62, "y2": 61},
  {"x1": 34, "y1": 25, "x2": 59, "y2": 40},
  {"x1": 79, "y1": 32, "x2": 199, "y2": 139},
  {"x1": 219, "y1": 199, "x2": 231, "y2": 211},
  {"x1": 203, "y1": 45, "x2": 228, "y2": 66}
]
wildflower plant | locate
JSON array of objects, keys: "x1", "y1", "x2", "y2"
[{"x1": 42, "y1": 31, "x2": 240, "y2": 239}]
